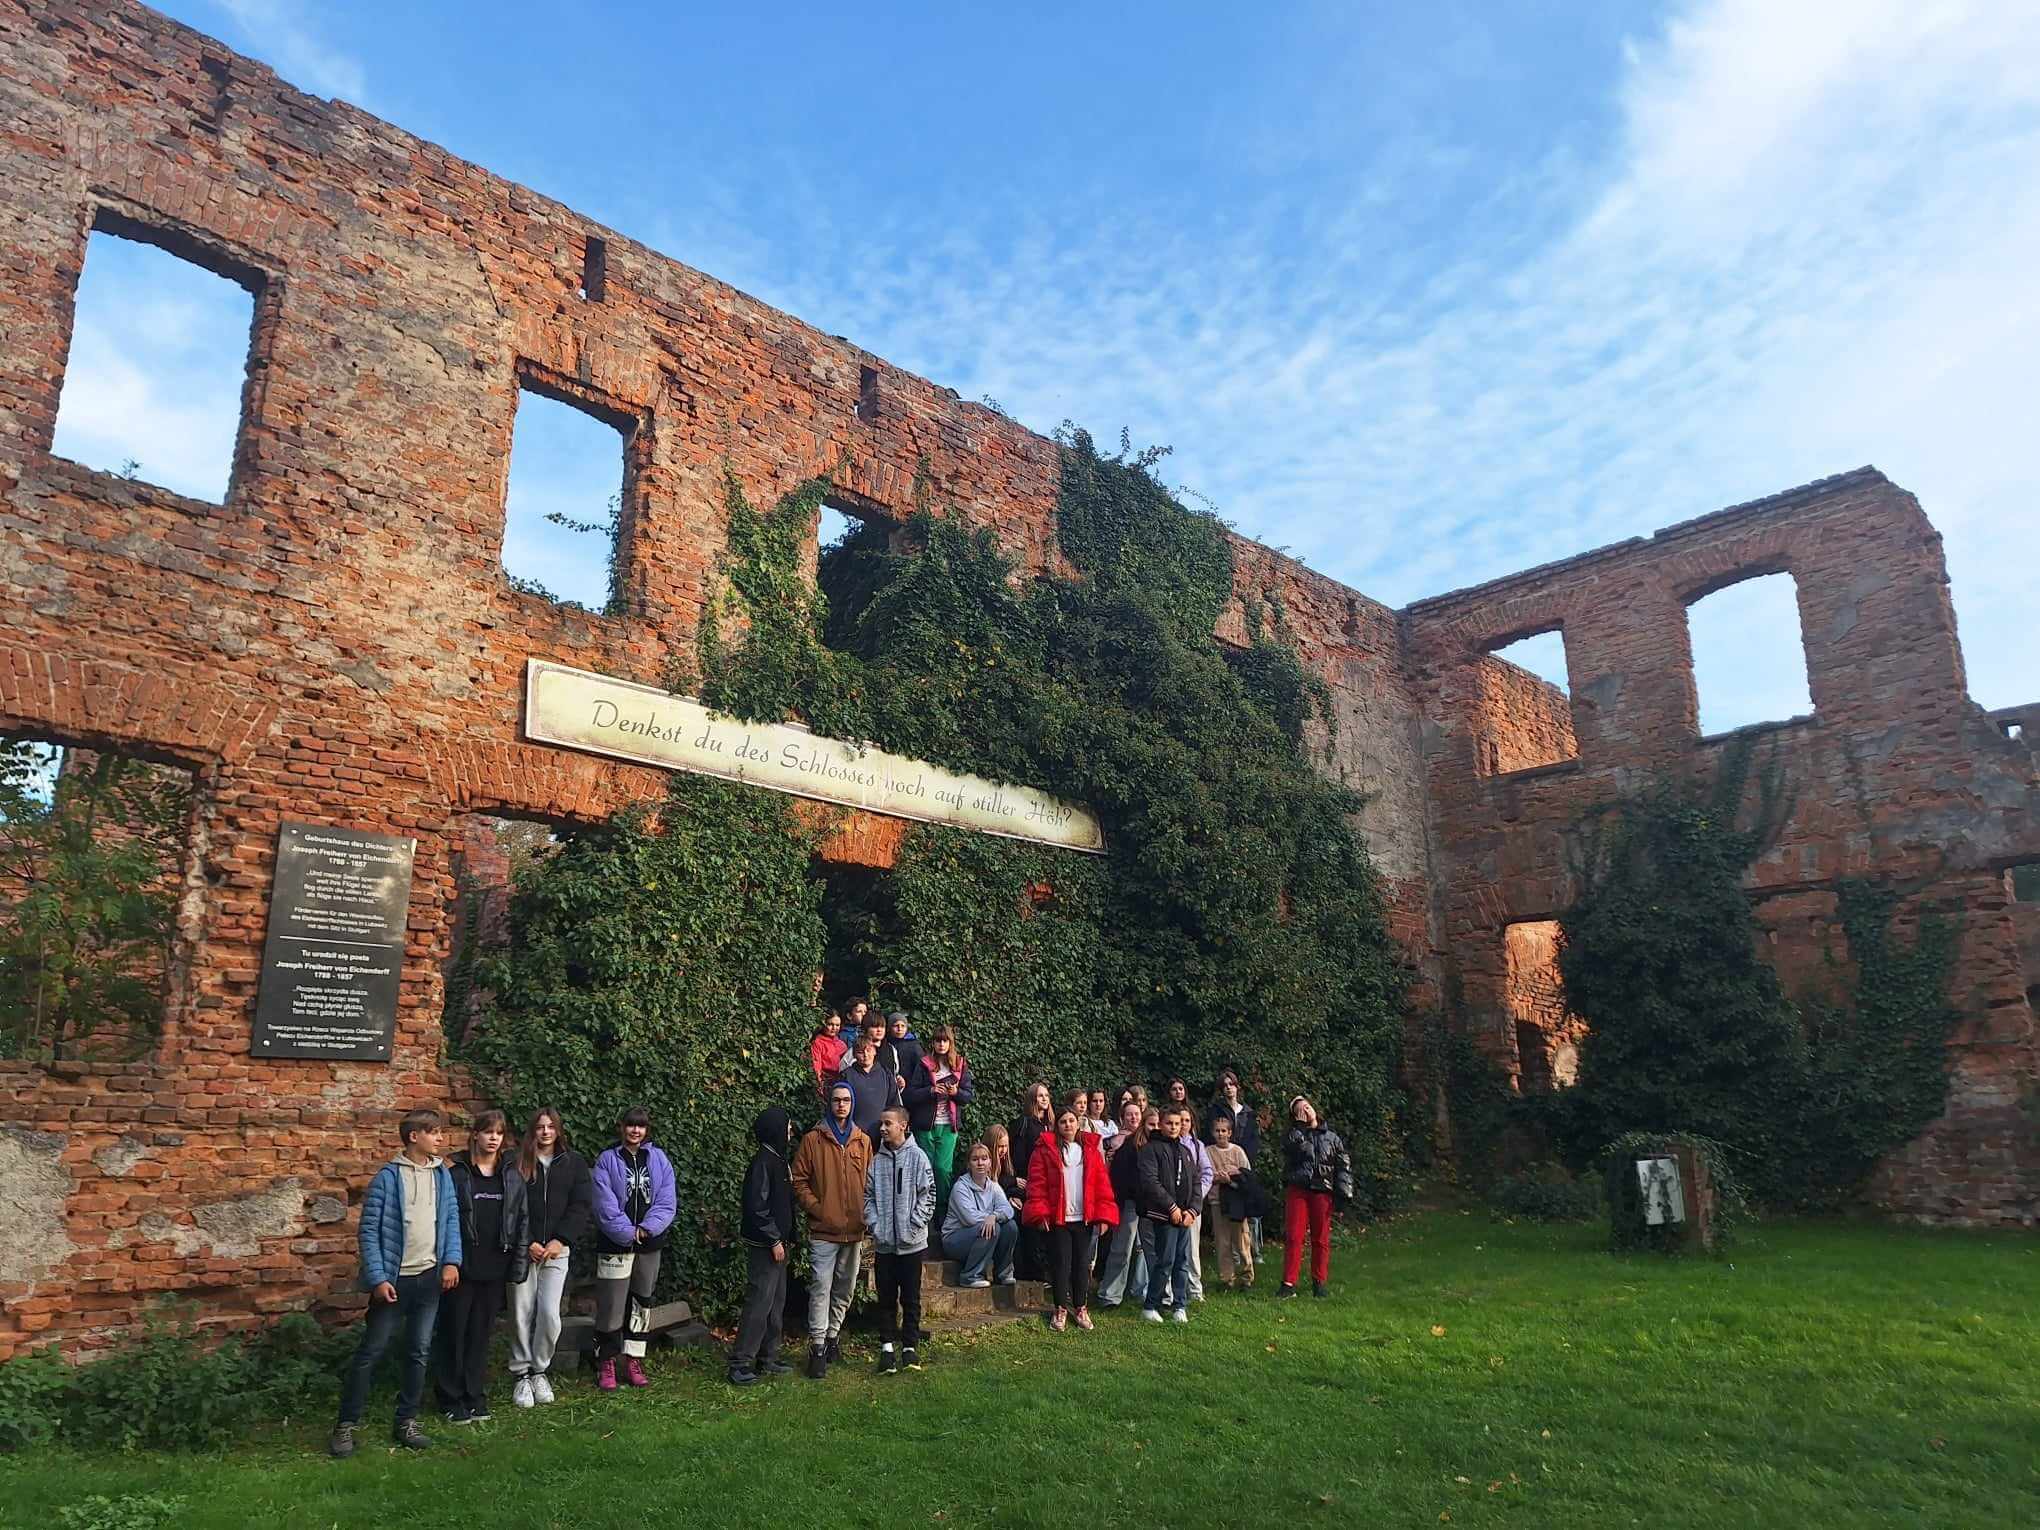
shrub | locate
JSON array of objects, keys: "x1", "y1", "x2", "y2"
[
  {"x1": 0, "y1": 1302, "x2": 353, "y2": 1454},
  {"x1": 1549, "y1": 739, "x2": 1960, "y2": 1208},
  {"x1": 0, "y1": 1347, "x2": 68, "y2": 1451},
  {"x1": 1487, "y1": 1170, "x2": 1599, "y2": 1223}
]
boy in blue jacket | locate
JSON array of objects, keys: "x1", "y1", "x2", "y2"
[{"x1": 331, "y1": 1107, "x2": 463, "y2": 1457}]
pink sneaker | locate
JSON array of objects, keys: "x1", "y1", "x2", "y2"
[
  {"x1": 596, "y1": 1357, "x2": 618, "y2": 1392},
  {"x1": 1074, "y1": 1308, "x2": 1095, "y2": 1331},
  {"x1": 623, "y1": 1356, "x2": 650, "y2": 1388},
  {"x1": 1049, "y1": 1308, "x2": 1067, "y2": 1332}
]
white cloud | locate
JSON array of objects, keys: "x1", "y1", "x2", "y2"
[
  {"x1": 656, "y1": 0, "x2": 2037, "y2": 714},
  {"x1": 212, "y1": 0, "x2": 367, "y2": 104}
]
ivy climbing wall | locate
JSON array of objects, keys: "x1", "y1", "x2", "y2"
[{"x1": 0, "y1": 0, "x2": 2033, "y2": 1356}]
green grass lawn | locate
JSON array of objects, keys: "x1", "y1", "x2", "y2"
[{"x1": 4, "y1": 1211, "x2": 2034, "y2": 1529}]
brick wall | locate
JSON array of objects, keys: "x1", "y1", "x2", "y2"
[
  {"x1": 1, "y1": 2, "x2": 2031, "y2": 1356},
  {"x1": 0, "y1": 1, "x2": 1443, "y2": 1352},
  {"x1": 1404, "y1": 471, "x2": 2040, "y2": 1224}
]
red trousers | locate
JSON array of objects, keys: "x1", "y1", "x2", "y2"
[{"x1": 1282, "y1": 1187, "x2": 1332, "y2": 1286}]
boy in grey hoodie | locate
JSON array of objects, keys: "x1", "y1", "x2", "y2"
[
  {"x1": 331, "y1": 1107, "x2": 463, "y2": 1458},
  {"x1": 862, "y1": 1108, "x2": 935, "y2": 1375}
]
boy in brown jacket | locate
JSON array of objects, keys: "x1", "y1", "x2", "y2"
[{"x1": 791, "y1": 1079, "x2": 873, "y2": 1378}]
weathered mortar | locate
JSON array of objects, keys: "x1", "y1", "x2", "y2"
[
  {"x1": 1403, "y1": 471, "x2": 2040, "y2": 1223},
  {"x1": 0, "y1": 2, "x2": 2032, "y2": 1355},
  {"x1": 0, "y1": 0, "x2": 1437, "y2": 1351}
]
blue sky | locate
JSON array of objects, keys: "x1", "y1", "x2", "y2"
[{"x1": 53, "y1": 0, "x2": 2037, "y2": 726}]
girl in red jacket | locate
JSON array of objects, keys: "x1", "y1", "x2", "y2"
[
  {"x1": 808, "y1": 1010, "x2": 848, "y2": 1098},
  {"x1": 1023, "y1": 1107, "x2": 1118, "y2": 1332}
]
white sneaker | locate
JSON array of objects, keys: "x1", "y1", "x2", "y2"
[
  {"x1": 1141, "y1": 1308, "x2": 1164, "y2": 1323},
  {"x1": 1171, "y1": 1308, "x2": 1189, "y2": 1324},
  {"x1": 530, "y1": 1373, "x2": 555, "y2": 1405},
  {"x1": 967, "y1": 1278, "x2": 991, "y2": 1289},
  {"x1": 512, "y1": 1376, "x2": 535, "y2": 1409}
]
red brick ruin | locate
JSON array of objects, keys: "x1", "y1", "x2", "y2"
[{"x1": 1, "y1": 3, "x2": 2034, "y2": 1353}]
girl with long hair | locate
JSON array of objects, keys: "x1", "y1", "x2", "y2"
[
  {"x1": 1022, "y1": 1107, "x2": 1117, "y2": 1330},
  {"x1": 507, "y1": 1106, "x2": 591, "y2": 1407}
]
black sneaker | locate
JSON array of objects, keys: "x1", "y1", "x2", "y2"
[
  {"x1": 823, "y1": 1334, "x2": 842, "y2": 1364},
  {"x1": 878, "y1": 1348, "x2": 899, "y2": 1376},
  {"x1": 759, "y1": 1357, "x2": 794, "y2": 1376},
  {"x1": 903, "y1": 1346, "x2": 922, "y2": 1371},
  {"x1": 1312, "y1": 1281, "x2": 1328, "y2": 1300},
  {"x1": 466, "y1": 1402, "x2": 491, "y2": 1423},
  {"x1": 1277, "y1": 1283, "x2": 1298, "y2": 1300},
  {"x1": 440, "y1": 1403, "x2": 468, "y2": 1424},
  {"x1": 328, "y1": 1423, "x2": 356, "y2": 1458},
  {"x1": 727, "y1": 1365, "x2": 760, "y2": 1386},
  {"x1": 392, "y1": 1418, "x2": 431, "y2": 1451},
  {"x1": 806, "y1": 1344, "x2": 828, "y2": 1380}
]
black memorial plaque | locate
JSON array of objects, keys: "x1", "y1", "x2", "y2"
[{"x1": 250, "y1": 822, "x2": 416, "y2": 1061}]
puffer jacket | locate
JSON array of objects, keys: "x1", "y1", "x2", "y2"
[
  {"x1": 448, "y1": 1151, "x2": 532, "y2": 1283},
  {"x1": 357, "y1": 1156, "x2": 462, "y2": 1291},
  {"x1": 863, "y1": 1137, "x2": 936, "y2": 1254},
  {"x1": 1282, "y1": 1123, "x2": 1355, "y2": 1202}
]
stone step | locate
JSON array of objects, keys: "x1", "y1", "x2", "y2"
[{"x1": 920, "y1": 1280, "x2": 1045, "y2": 1318}]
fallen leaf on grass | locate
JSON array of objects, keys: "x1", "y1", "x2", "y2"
[
  {"x1": 1439, "y1": 1514, "x2": 1451, "y2": 1523},
  {"x1": 1540, "y1": 1428, "x2": 1552, "y2": 1438},
  {"x1": 1488, "y1": 1482, "x2": 1503, "y2": 1493},
  {"x1": 1930, "y1": 1436, "x2": 1947, "y2": 1451},
  {"x1": 1266, "y1": 1342, "x2": 1279, "y2": 1353},
  {"x1": 1488, "y1": 1355, "x2": 1505, "y2": 1369},
  {"x1": 1454, "y1": 1475, "x2": 1471, "y2": 1484},
  {"x1": 1431, "y1": 1325, "x2": 1447, "y2": 1337}
]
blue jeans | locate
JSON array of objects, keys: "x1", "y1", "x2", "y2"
[
  {"x1": 942, "y1": 1220, "x2": 1017, "y2": 1283},
  {"x1": 1144, "y1": 1221, "x2": 1191, "y2": 1313},
  {"x1": 1097, "y1": 1199, "x2": 1147, "y2": 1305},
  {"x1": 337, "y1": 1270, "x2": 441, "y2": 1425}
]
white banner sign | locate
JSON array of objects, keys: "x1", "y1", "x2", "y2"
[{"x1": 523, "y1": 660, "x2": 1105, "y2": 854}]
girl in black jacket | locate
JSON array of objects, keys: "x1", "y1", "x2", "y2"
[
  {"x1": 435, "y1": 1110, "x2": 530, "y2": 1422},
  {"x1": 1278, "y1": 1095, "x2": 1353, "y2": 1300},
  {"x1": 509, "y1": 1106, "x2": 593, "y2": 1406}
]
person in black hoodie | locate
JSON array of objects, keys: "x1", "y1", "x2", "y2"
[
  {"x1": 435, "y1": 1110, "x2": 530, "y2": 1422},
  {"x1": 508, "y1": 1105, "x2": 593, "y2": 1408},
  {"x1": 729, "y1": 1106, "x2": 795, "y2": 1385}
]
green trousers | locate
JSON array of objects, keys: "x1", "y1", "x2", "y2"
[{"x1": 915, "y1": 1125, "x2": 959, "y2": 1226}]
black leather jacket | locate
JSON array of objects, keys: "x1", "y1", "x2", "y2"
[
  {"x1": 449, "y1": 1152, "x2": 532, "y2": 1282},
  {"x1": 1282, "y1": 1124, "x2": 1354, "y2": 1203}
]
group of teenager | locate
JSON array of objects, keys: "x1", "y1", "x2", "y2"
[{"x1": 327, "y1": 1001, "x2": 1354, "y2": 1457}]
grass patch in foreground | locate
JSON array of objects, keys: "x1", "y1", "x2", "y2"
[{"x1": 2, "y1": 1213, "x2": 2033, "y2": 1528}]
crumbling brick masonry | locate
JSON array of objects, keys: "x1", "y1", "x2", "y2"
[{"x1": 0, "y1": 2, "x2": 2032, "y2": 1353}]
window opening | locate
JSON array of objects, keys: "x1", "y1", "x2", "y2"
[
  {"x1": 1, "y1": 737, "x2": 197, "y2": 1061},
  {"x1": 1478, "y1": 629, "x2": 1578, "y2": 773},
  {"x1": 1503, "y1": 919, "x2": 1582, "y2": 1091},
  {"x1": 52, "y1": 224, "x2": 260, "y2": 504},
  {"x1": 443, "y1": 814, "x2": 557, "y2": 1045},
  {"x1": 857, "y1": 366, "x2": 879, "y2": 423},
  {"x1": 1685, "y1": 572, "x2": 1812, "y2": 736},
  {"x1": 579, "y1": 236, "x2": 607, "y2": 303},
  {"x1": 502, "y1": 383, "x2": 629, "y2": 614}
]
